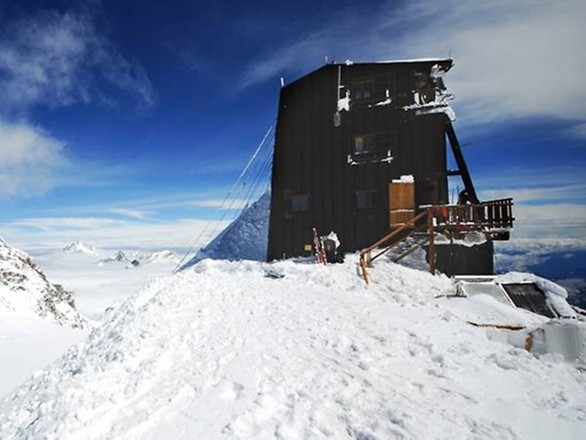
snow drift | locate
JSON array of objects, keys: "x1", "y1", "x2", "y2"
[
  {"x1": 1, "y1": 258, "x2": 584, "y2": 439},
  {"x1": 0, "y1": 237, "x2": 85, "y2": 328}
]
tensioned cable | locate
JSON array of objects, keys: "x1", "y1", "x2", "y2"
[
  {"x1": 173, "y1": 124, "x2": 275, "y2": 273},
  {"x1": 194, "y1": 129, "x2": 274, "y2": 259}
]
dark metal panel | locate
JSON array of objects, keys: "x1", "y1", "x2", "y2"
[
  {"x1": 268, "y1": 62, "x2": 453, "y2": 261},
  {"x1": 502, "y1": 283, "x2": 556, "y2": 318},
  {"x1": 434, "y1": 241, "x2": 494, "y2": 276}
]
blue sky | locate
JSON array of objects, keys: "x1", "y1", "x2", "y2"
[{"x1": 1, "y1": 0, "x2": 585, "y2": 250}]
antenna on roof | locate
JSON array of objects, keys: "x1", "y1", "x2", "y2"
[{"x1": 280, "y1": 77, "x2": 285, "y2": 87}]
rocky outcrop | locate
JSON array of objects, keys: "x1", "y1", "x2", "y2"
[{"x1": 0, "y1": 238, "x2": 85, "y2": 328}]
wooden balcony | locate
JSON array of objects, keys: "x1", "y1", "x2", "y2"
[
  {"x1": 358, "y1": 198, "x2": 514, "y2": 283},
  {"x1": 429, "y1": 198, "x2": 514, "y2": 238}
]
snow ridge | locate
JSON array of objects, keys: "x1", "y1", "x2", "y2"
[
  {"x1": 0, "y1": 258, "x2": 584, "y2": 439},
  {"x1": 182, "y1": 192, "x2": 270, "y2": 268},
  {"x1": 0, "y1": 237, "x2": 85, "y2": 328}
]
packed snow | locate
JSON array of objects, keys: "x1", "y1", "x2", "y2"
[
  {"x1": 0, "y1": 314, "x2": 87, "y2": 397},
  {"x1": 1, "y1": 195, "x2": 586, "y2": 439},
  {"x1": 1, "y1": 258, "x2": 585, "y2": 439}
]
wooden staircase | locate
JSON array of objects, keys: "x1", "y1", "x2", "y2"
[{"x1": 359, "y1": 199, "x2": 514, "y2": 284}]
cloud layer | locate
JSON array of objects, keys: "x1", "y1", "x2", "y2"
[
  {"x1": 241, "y1": 0, "x2": 586, "y2": 132},
  {"x1": 4, "y1": 216, "x2": 228, "y2": 252}
]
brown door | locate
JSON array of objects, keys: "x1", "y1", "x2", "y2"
[{"x1": 389, "y1": 179, "x2": 415, "y2": 228}]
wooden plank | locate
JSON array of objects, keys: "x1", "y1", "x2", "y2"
[
  {"x1": 389, "y1": 182, "x2": 415, "y2": 210},
  {"x1": 390, "y1": 210, "x2": 415, "y2": 226}
]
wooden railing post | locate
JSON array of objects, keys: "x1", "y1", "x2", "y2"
[
  {"x1": 359, "y1": 254, "x2": 369, "y2": 284},
  {"x1": 427, "y1": 208, "x2": 435, "y2": 275}
]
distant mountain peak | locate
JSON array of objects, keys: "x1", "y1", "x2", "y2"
[{"x1": 63, "y1": 241, "x2": 99, "y2": 256}]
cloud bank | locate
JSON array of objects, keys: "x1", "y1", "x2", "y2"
[{"x1": 4, "y1": 216, "x2": 228, "y2": 252}]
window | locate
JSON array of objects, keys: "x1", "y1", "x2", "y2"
[
  {"x1": 348, "y1": 132, "x2": 396, "y2": 165},
  {"x1": 291, "y1": 194, "x2": 310, "y2": 212},
  {"x1": 356, "y1": 190, "x2": 377, "y2": 209},
  {"x1": 353, "y1": 135, "x2": 376, "y2": 155},
  {"x1": 353, "y1": 79, "x2": 374, "y2": 101},
  {"x1": 413, "y1": 70, "x2": 435, "y2": 104}
]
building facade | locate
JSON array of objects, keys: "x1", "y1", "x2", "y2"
[{"x1": 267, "y1": 59, "x2": 497, "y2": 274}]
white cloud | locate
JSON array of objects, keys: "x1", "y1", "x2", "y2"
[
  {"x1": 109, "y1": 208, "x2": 151, "y2": 221},
  {"x1": 189, "y1": 199, "x2": 250, "y2": 210},
  {"x1": 0, "y1": 120, "x2": 67, "y2": 197},
  {"x1": 400, "y1": 0, "x2": 586, "y2": 128},
  {"x1": 480, "y1": 183, "x2": 586, "y2": 204},
  {"x1": 472, "y1": 165, "x2": 586, "y2": 208},
  {"x1": 0, "y1": 6, "x2": 154, "y2": 113},
  {"x1": 0, "y1": 4, "x2": 156, "y2": 198},
  {"x1": 239, "y1": 31, "x2": 332, "y2": 90},
  {"x1": 510, "y1": 203, "x2": 586, "y2": 239},
  {"x1": 240, "y1": 0, "x2": 586, "y2": 133}
]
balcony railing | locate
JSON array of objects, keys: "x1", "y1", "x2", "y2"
[{"x1": 358, "y1": 198, "x2": 514, "y2": 283}]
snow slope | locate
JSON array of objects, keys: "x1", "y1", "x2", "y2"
[
  {"x1": 1, "y1": 258, "x2": 584, "y2": 440},
  {"x1": 0, "y1": 314, "x2": 87, "y2": 397},
  {"x1": 0, "y1": 237, "x2": 85, "y2": 328},
  {"x1": 0, "y1": 245, "x2": 178, "y2": 398},
  {"x1": 183, "y1": 192, "x2": 270, "y2": 268}
]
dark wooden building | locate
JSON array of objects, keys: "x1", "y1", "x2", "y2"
[{"x1": 267, "y1": 59, "x2": 512, "y2": 275}]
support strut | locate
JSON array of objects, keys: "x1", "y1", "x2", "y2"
[{"x1": 445, "y1": 119, "x2": 479, "y2": 204}]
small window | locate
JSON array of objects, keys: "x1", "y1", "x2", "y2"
[
  {"x1": 413, "y1": 70, "x2": 435, "y2": 104},
  {"x1": 353, "y1": 80, "x2": 374, "y2": 101},
  {"x1": 291, "y1": 194, "x2": 310, "y2": 212},
  {"x1": 356, "y1": 190, "x2": 377, "y2": 209},
  {"x1": 348, "y1": 132, "x2": 396, "y2": 165},
  {"x1": 353, "y1": 135, "x2": 375, "y2": 155}
]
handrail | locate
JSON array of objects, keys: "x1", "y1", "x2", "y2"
[
  {"x1": 361, "y1": 210, "x2": 427, "y2": 256},
  {"x1": 359, "y1": 210, "x2": 428, "y2": 284},
  {"x1": 431, "y1": 198, "x2": 514, "y2": 229},
  {"x1": 357, "y1": 198, "x2": 514, "y2": 284}
]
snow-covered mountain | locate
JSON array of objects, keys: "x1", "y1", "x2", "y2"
[
  {"x1": 99, "y1": 250, "x2": 131, "y2": 264},
  {"x1": 131, "y1": 250, "x2": 178, "y2": 265},
  {"x1": 182, "y1": 192, "x2": 270, "y2": 269},
  {"x1": 0, "y1": 257, "x2": 584, "y2": 439},
  {"x1": 63, "y1": 241, "x2": 99, "y2": 256},
  {"x1": 98, "y1": 250, "x2": 178, "y2": 267},
  {"x1": 0, "y1": 238, "x2": 85, "y2": 328}
]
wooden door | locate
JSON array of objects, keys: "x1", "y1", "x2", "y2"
[{"x1": 389, "y1": 180, "x2": 415, "y2": 228}]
